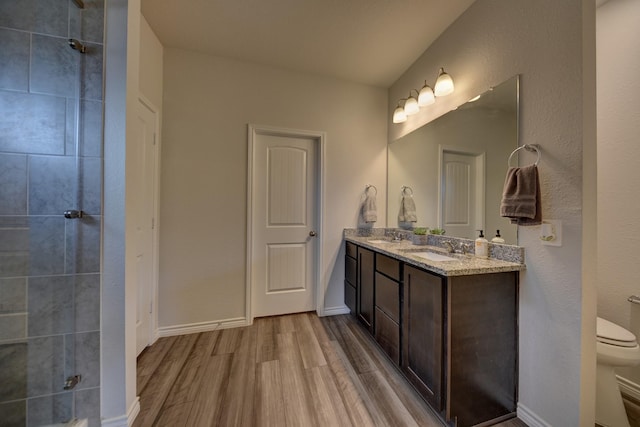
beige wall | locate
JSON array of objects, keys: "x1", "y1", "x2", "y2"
[
  {"x1": 597, "y1": 0, "x2": 640, "y2": 389},
  {"x1": 159, "y1": 49, "x2": 387, "y2": 327},
  {"x1": 389, "y1": 0, "x2": 596, "y2": 425}
]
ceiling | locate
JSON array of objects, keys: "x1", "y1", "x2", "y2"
[{"x1": 141, "y1": 0, "x2": 476, "y2": 88}]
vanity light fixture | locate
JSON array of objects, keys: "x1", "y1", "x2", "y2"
[
  {"x1": 418, "y1": 81, "x2": 435, "y2": 106},
  {"x1": 391, "y1": 66, "x2": 455, "y2": 124},
  {"x1": 392, "y1": 100, "x2": 408, "y2": 123},
  {"x1": 404, "y1": 90, "x2": 420, "y2": 116},
  {"x1": 434, "y1": 67, "x2": 455, "y2": 97}
]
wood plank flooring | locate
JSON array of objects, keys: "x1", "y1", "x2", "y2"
[{"x1": 134, "y1": 313, "x2": 528, "y2": 427}]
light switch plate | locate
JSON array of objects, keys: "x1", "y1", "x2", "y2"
[{"x1": 540, "y1": 219, "x2": 562, "y2": 247}]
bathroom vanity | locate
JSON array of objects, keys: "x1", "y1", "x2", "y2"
[{"x1": 344, "y1": 232, "x2": 525, "y2": 427}]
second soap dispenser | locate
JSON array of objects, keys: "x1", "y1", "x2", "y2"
[
  {"x1": 491, "y1": 230, "x2": 505, "y2": 244},
  {"x1": 475, "y1": 230, "x2": 489, "y2": 258}
]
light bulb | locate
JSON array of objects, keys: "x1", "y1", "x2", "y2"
[
  {"x1": 404, "y1": 95, "x2": 419, "y2": 115},
  {"x1": 434, "y1": 68, "x2": 454, "y2": 97},
  {"x1": 418, "y1": 83, "x2": 435, "y2": 106},
  {"x1": 392, "y1": 106, "x2": 407, "y2": 123}
]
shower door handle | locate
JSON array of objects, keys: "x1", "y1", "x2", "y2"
[{"x1": 64, "y1": 210, "x2": 84, "y2": 219}]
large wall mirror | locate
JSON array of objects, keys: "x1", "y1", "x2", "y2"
[{"x1": 387, "y1": 75, "x2": 519, "y2": 244}]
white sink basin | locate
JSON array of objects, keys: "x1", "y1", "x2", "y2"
[{"x1": 410, "y1": 251, "x2": 457, "y2": 262}]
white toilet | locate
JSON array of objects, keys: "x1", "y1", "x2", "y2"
[{"x1": 596, "y1": 316, "x2": 640, "y2": 427}]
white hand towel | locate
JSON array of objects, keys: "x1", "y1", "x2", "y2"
[
  {"x1": 363, "y1": 194, "x2": 377, "y2": 223},
  {"x1": 399, "y1": 195, "x2": 417, "y2": 222}
]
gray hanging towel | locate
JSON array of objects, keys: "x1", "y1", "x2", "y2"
[
  {"x1": 363, "y1": 193, "x2": 377, "y2": 223},
  {"x1": 399, "y1": 195, "x2": 417, "y2": 222},
  {"x1": 500, "y1": 164, "x2": 541, "y2": 225}
]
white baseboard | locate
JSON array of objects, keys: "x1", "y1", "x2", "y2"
[
  {"x1": 101, "y1": 397, "x2": 139, "y2": 427},
  {"x1": 157, "y1": 317, "x2": 248, "y2": 338},
  {"x1": 618, "y1": 375, "x2": 640, "y2": 401},
  {"x1": 320, "y1": 305, "x2": 351, "y2": 316},
  {"x1": 517, "y1": 403, "x2": 552, "y2": 427}
]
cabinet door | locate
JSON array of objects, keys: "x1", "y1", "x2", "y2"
[
  {"x1": 358, "y1": 247, "x2": 375, "y2": 332},
  {"x1": 375, "y1": 307, "x2": 400, "y2": 365},
  {"x1": 402, "y1": 265, "x2": 444, "y2": 411},
  {"x1": 345, "y1": 243, "x2": 358, "y2": 315}
]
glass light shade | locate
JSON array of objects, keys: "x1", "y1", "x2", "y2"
[
  {"x1": 404, "y1": 96, "x2": 419, "y2": 115},
  {"x1": 392, "y1": 106, "x2": 407, "y2": 123},
  {"x1": 418, "y1": 84, "x2": 435, "y2": 106},
  {"x1": 434, "y1": 68, "x2": 454, "y2": 97}
]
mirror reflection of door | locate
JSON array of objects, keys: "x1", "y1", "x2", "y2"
[{"x1": 439, "y1": 149, "x2": 485, "y2": 240}]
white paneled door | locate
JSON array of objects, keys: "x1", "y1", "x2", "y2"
[
  {"x1": 439, "y1": 150, "x2": 485, "y2": 240},
  {"x1": 250, "y1": 128, "x2": 319, "y2": 318},
  {"x1": 135, "y1": 99, "x2": 158, "y2": 356}
]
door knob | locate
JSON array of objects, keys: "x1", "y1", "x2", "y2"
[{"x1": 309, "y1": 231, "x2": 317, "y2": 237}]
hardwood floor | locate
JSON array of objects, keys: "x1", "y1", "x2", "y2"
[{"x1": 134, "y1": 312, "x2": 528, "y2": 427}]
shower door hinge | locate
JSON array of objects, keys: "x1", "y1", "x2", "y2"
[{"x1": 64, "y1": 375, "x2": 81, "y2": 390}]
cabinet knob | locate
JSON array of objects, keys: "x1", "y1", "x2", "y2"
[{"x1": 309, "y1": 231, "x2": 317, "y2": 237}]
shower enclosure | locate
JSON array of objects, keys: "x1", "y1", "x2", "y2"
[{"x1": 0, "y1": 0, "x2": 104, "y2": 425}]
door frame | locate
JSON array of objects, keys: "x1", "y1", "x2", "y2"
[
  {"x1": 246, "y1": 124, "x2": 326, "y2": 324},
  {"x1": 437, "y1": 144, "x2": 486, "y2": 234},
  {"x1": 136, "y1": 94, "x2": 162, "y2": 347}
]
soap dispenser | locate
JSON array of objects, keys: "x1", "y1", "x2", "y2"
[
  {"x1": 475, "y1": 230, "x2": 489, "y2": 258},
  {"x1": 491, "y1": 230, "x2": 505, "y2": 244}
]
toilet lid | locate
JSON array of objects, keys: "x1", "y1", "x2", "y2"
[{"x1": 597, "y1": 317, "x2": 638, "y2": 347}]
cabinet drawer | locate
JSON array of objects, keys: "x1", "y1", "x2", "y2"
[
  {"x1": 344, "y1": 280, "x2": 356, "y2": 314},
  {"x1": 375, "y1": 272, "x2": 400, "y2": 323},
  {"x1": 345, "y1": 255, "x2": 357, "y2": 285},
  {"x1": 376, "y1": 253, "x2": 400, "y2": 281},
  {"x1": 375, "y1": 307, "x2": 400, "y2": 365},
  {"x1": 346, "y1": 241, "x2": 357, "y2": 258}
]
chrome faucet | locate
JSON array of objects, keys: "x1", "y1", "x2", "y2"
[{"x1": 442, "y1": 240, "x2": 455, "y2": 253}]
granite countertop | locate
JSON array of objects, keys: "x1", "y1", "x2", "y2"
[{"x1": 345, "y1": 234, "x2": 525, "y2": 277}]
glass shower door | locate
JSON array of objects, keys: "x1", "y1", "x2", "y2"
[{"x1": 0, "y1": 0, "x2": 104, "y2": 425}]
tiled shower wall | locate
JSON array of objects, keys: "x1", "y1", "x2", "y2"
[{"x1": 0, "y1": 0, "x2": 104, "y2": 425}]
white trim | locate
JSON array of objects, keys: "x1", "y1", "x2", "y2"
[
  {"x1": 618, "y1": 375, "x2": 640, "y2": 401},
  {"x1": 101, "y1": 397, "x2": 139, "y2": 427},
  {"x1": 136, "y1": 94, "x2": 162, "y2": 349},
  {"x1": 517, "y1": 403, "x2": 552, "y2": 427},
  {"x1": 157, "y1": 317, "x2": 249, "y2": 338},
  {"x1": 246, "y1": 124, "x2": 326, "y2": 322},
  {"x1": 321, "y1": 305, "x2": 351, "y2": 317}
]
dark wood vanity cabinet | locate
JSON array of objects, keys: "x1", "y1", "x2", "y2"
[
  {"x1": 402, "y1": 265, "x2": 444, "y2": 411},
  {"x1": 345, "y1": 240, "x2": 519, "y2": 426},
  {"x1": 446, "y1": 272, "x2": 518, "y2": 426},
  {"x1": 403, "y1": 267, "x2": 518, "y2": 426},
  {"x1": 374, "y1": 253, "x2": 402, "y2": 365},
  {"x1": 357, "y1": 246, "x2": 375, "y2": 333},
  {"x1": 344, "y1": 242, "x2": 357, "y2": 314}
]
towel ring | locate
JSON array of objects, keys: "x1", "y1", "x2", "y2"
[
  {"x1": 508, "y1": 144, "x2": 540, "y2": 167},
  {"x1": 401, "y1": 186, "x2": 413, "y2": 196},
  {"x1": 366, "y1": 184, "x2": 377, "y2": 196}
]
